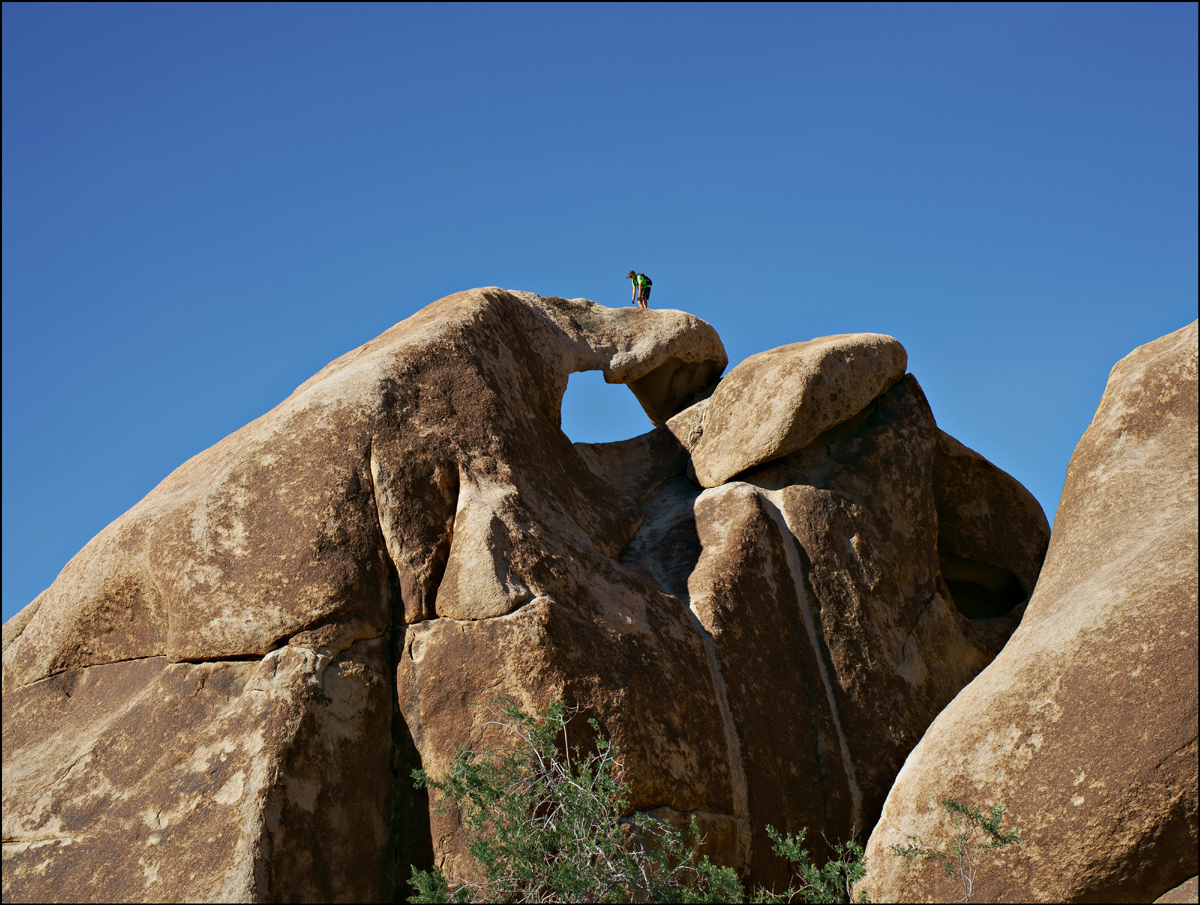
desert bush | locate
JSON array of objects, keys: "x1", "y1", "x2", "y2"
[
  {"x1": 752, "y1": 826, "x2": 869, "y2": 903},
  {"x1": 407, "y1": 698, "x2": 744, "y2": 903},
  {"x1": 889, "y1": 798, "x2": 1021, "y2": 903}
]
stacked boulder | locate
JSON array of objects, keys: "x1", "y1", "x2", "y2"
[{"x1": 3, "y1": 288, "x2": 1048, "y2": 900}]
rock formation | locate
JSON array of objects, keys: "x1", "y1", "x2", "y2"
[
  {"x1": 1156, "y1": 877, "x2": 1200, "y2": 905},
  {"x1": 3, "y1": 288, "x2": 1049, "y2": 901},
  {"x1": 859, "y1": 321, "x2": 1199, "y2": 903}
]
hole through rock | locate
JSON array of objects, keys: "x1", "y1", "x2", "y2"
[{"x1": 559, "y1": 370, "x2": 655, "y2": 445}]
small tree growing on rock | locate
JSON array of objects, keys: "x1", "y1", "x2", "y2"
[{"x1": 889, "y1": 798, "x2": 1021, "y2": 903}]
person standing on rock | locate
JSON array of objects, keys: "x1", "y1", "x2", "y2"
[{"x1": 628, "y1": 270, "x2": 652, "y2": 308}]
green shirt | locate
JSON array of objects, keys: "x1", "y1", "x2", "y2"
[{"x1": 632, "y1": 273, "x2": 651, "y2": 289}]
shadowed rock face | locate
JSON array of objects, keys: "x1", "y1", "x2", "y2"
[
  {"x1": 859, "y1": 321, "x2": 1199, "y2": 905},
  {"x1": 3, "y1": 288, "x2": 1050, "y2": 901},
  {"x1": 933, "y1": 429, "x2": 1049, "y2": 621}
]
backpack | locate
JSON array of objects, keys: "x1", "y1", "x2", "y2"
[{"x1": 638, "y1": 273, "x2": 652, "y2": 287}]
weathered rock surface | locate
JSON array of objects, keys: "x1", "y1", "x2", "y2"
[
  {"x1": 743, "y1": 378, "x2": 1032, "y2": 827},
  {"x1": 690, "y1": 333, "x2": 908, "y2": 487},
  {"x1": 3, "y1": 289, "x2": 726, "y2": 684},
  {"x1": 859, "y1": 321, "x2": 1199, "y2": 904},
  {"x1": 3, "y1": 288, "x2": 1051, "y2": 901},
  {"x1": 1, "y1": 643, "x2": 398, "y2": 902}
]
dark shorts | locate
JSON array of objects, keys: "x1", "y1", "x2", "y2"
[{"x1": 640, "y1": 285, "x2": 651, "y2": 303}]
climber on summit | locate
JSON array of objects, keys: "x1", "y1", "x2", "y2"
[{"x1": 628, "y1": 270, "x2": 652, "y2": 309}]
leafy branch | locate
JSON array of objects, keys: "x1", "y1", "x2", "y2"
[
  {"x1": 889, "y1": 798, "x2": 1021, "y2": 903},
  {"x1": 752, "y1": 826, "x2": 870, "y2": 903}
]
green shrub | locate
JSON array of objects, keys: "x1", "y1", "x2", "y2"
[
  {"x1": 752, "y1": 827, "x2": 869, "y2": 903},
  {"x1": 408, "y1": 698, "x2": 744, "y2": 903},
  {"x1": 889, "y1": 798, "x2": 1021, "y2": 903}
]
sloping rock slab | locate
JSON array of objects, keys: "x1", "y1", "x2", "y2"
[
  {"x1": 1156, "y1": 877, "x2": 1199, "y2": 904},
  {"x1": 686, "y1": 482, "x2": 854, "y2": 888},
  {"x1": 859, "y1": 321, "x2": 1199, "y2": 903}
]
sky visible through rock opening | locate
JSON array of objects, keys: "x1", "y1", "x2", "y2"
[{"x1": 2, "y1": 3, "x2": 1197, "y2": 622}]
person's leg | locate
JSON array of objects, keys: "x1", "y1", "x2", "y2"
[{"x1": 642, "y1": 286, "x2": 651, "y2": 308}]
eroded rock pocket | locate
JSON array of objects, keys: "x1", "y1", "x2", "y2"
[{"x1": 938, "y1": 552, "x2": 1026, "y2": 620}]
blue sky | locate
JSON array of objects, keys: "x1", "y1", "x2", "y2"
[{"x1": 3, "y1": 2, "x2": 1196, "y2": 623}]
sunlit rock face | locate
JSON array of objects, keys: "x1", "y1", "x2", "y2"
[
  {"x1": 859, "y1": 321, "x2": 1198, "y2": 905},
  {"x1": 3, "y1": 287, "x2": 1049, "y2": 900}
]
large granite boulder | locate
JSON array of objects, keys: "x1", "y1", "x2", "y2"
[
  {"x1": 859, "y1": 321, "x2": 1199, "y2": 904},
  {"x1": 2, "y1": 289, "x2": 726, "y2": 902},
  {"x1": 3, "y1": 289, "x2": 1049, "y2": 900}
]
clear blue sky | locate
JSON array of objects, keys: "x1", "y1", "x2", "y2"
[{"x1": 3, "y1": 2, "x2": 1197, "y2": 623}]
